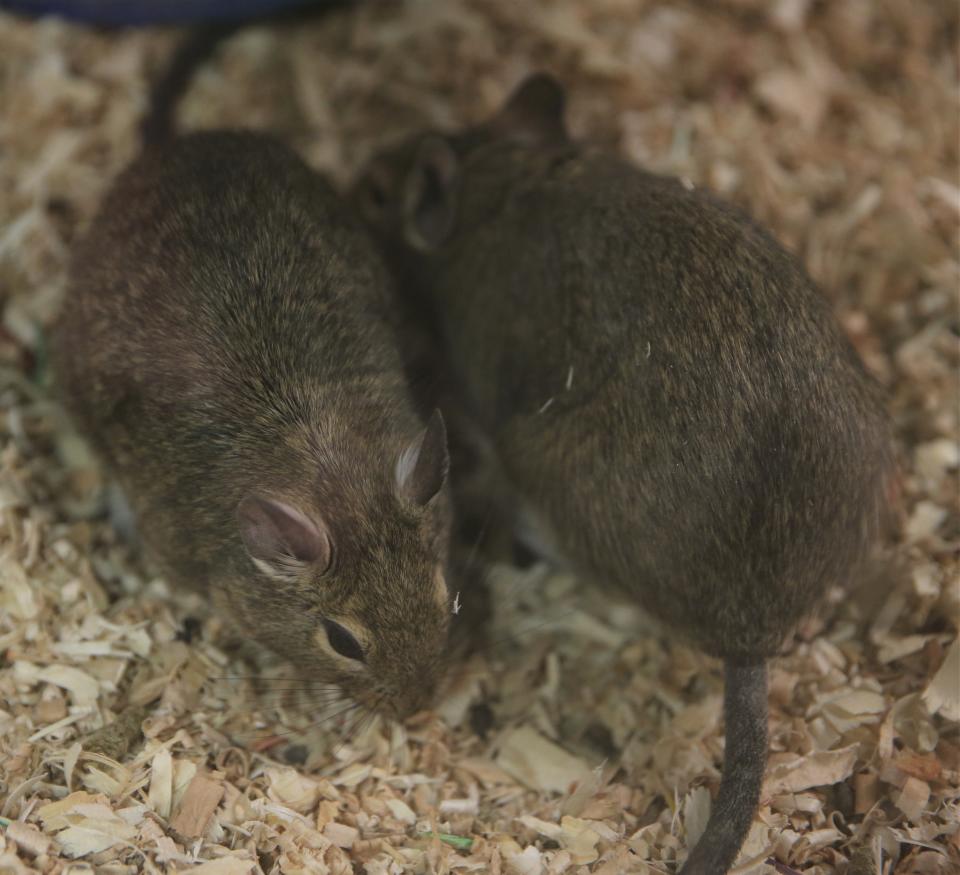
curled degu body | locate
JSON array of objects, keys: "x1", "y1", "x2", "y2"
[
  {"x1": 354, "y1": 74, "x2": 895, "y2": 873},
  {"x1": 54, "y1": 37, "x2": 454, "y2": 721}
]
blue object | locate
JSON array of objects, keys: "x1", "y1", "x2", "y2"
[{"x1": 0, "y1": 0, "x2": 320, "y2": 26}]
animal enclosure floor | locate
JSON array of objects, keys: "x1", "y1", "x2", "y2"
[{"x1": 0, "y1": 1, "x2": 958, "y2": 873}]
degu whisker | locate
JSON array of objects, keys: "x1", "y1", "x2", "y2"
[
  {"x1": 242, "y1": 702, "x2": 365, "y2": 742},
  {"x1": 210, "y1": 675, "x2": 348, "y2": 687},
  {"x1": 256, "y1": 696, "x2": 350, "y2": 713},
  {"x1": 333, "y1": 697, "x2": 381, "y2": 758},
  {"x1": 243, "y1": 687, "x2": 347, "y2": 697},
  {"x1": 219, "y1": 689, "x2": 349, "y2": 702}
]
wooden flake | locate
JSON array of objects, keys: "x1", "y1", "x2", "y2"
[
  {"x1": 169, "y1": 773, "x2": 225, "y2": 839},
  {"x1": 895, "y1": 777, "x2": 931, "y2": 822},
  {"x1": 763, "y1": 746, "x2": 858, "y2": 795},
  {"x1": 495, "y1": 727, "x2": 592, "y2": 795},
  {"x1": 322, "y1": 821, "x2": 359, "y2": 849},
  {"x1": 5, "y1": 822, "x2": 51, "y2": 858}
]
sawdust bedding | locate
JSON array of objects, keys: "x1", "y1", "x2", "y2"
[{"x1": 0, "y1": 0, "x2": 957, "y2": 872}]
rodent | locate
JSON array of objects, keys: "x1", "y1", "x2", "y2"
[
  {"x1": 53, "y1": 27, "x2": 454, "y2": 721},
  {"x1": 352, "y1": 74, "x2": 895, "y2": 872}
]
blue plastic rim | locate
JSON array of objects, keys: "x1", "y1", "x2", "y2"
[{"x1": 0, "y1": 0, "x2": 323, "y2": 26}]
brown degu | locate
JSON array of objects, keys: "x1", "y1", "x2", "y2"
[
  {"x1": 353, "y1": 74, "x2": 894, "y2": 873},
  {"x1": 54, "y1": 36, "x2": 454, "y2": 721}
]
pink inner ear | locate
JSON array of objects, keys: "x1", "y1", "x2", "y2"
[
  {"x1": 396, "y1": 409, "x2": 449, "y2": 507},
  {"x1": 238, "y1": 495, "x2": 331, "y2": 569}
]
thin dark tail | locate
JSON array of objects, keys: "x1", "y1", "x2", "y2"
[
  {"x1": 140, "y1": 22, "x2": 240, "y2": 146},
  {"x1": 139, "y1": 1, "x2": 355, "y2": 147},
  {"x1": 679, "y1": 661, "x2": 768, "y2": 875}
]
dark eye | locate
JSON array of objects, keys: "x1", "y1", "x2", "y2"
[{"x1": 323, "y1": 619, "x2": 365, "y2": 663}]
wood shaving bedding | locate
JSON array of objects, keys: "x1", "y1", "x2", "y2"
[{"x1": 0, "y1": 1, "x2": 957, "y2": 872}]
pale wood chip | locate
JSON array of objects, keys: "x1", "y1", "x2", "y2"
[
  {"x1": 6, "y1": 821, "x2": 51, "y2": 857},
  {"x1": 922, "y1": 639, "x2": 960, "y2": 722},
  {"x1": 496, "y1": 727, "x2": 593, "y2": 795},
  {"x1": 169, "y1": 772, "x2": 225, "y2": 839},
  {"x1": 323, "y1": 821, "x2": 359, "y2": 849},
  {"x1": 763, "y1": 745, "x2": 858, "y2": 795},
  {"x1": 173, "y1": 857, "x2": 257, "y2": 875},
  {"x1": 895, "y1": 776, "x2": 931, "y2": 821},
  {"x1": 147, "y1": 748, "x2": 173, "y2": 818}
]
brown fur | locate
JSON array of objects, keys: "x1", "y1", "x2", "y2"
[
  {"x1": 56, "y1": 132, "x2": 452, "y2": 718},
  {"x1": 353, "y1": 74, "x2": 895, "y2": 869}
]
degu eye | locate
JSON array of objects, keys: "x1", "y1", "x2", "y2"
[{"x1": 323, "y1": 619, "x2": 366, "y2": 663}]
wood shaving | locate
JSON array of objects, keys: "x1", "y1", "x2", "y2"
[
  {"x1": 0, "y1": 1, "x2": 957, "y2": 873},
  {"x1": 169, "y1": 772, "x2": 224, "y2": 840},
  {"x1": 496, "y1": 727, "x2": 593, "y2": 795}
]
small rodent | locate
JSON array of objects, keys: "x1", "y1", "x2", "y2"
[
  {"x1": 353, "y1": 74, "x2": 895, "y2": 872},
  {"x1": 54, "y1": 30, "x2": 454, "y2": 720}
]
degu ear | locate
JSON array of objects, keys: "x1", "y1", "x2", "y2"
[
  {"x1": 238, "y1": 495, "x2": 331, "y2": 574},
  {"x1": 402, "y1": 136, "x2": 460, "y2": 252},
  {"x1": 396, "y1": 409, "x2": 450, "y2": 507},
  {"x1": 487, "y1": 72, "x2": 569, "y2": 146}
]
